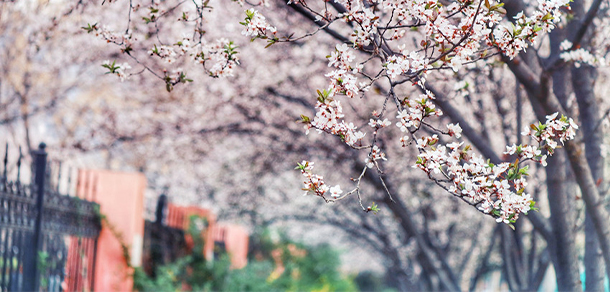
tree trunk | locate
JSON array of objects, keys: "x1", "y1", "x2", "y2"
[
  {"x1": 569, "y1": 0, "x2": 606, "y2": 288},
  {"x1": 506, "y1": 53, "x2": 610, "y2": 286},
  {"x1": 546, "y1": 150, "x2": 583, "y2": 291},
  {"x1": 573, "y1": 63, "x2": 605, "y2": 291}
]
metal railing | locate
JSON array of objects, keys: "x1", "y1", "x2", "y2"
[{"x1": 0, "y1": 143, "x2": 101, "y2": 292}]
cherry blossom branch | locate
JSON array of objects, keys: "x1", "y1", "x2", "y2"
[
  {"x1": 297, "y1": 161, "x2": 370, "y2": 211},
  {"x1": 544, "y1": 0, "x2": 604, "y2": 72}
]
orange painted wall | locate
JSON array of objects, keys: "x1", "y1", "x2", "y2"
[
  {"x1": 165, "y1": 204, "x2": 248, "y2": 269},
  {"x1": 77, "y1": 169, "x2": 146, "y2": 292},
  {"x1": 212, "y1": 224, "x2": 249, "y2": 269},
  {"x1": 166, "y1": 203, "x2": 216, "y2": 260}
]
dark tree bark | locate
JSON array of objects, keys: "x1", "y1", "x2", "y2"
[
  {"x1": 570, "y1": 1, "x2": 606, "y2": 290},
  {"x1": 546, "y1": 150, "x2": 583, "y2": 291},
  {"x1": 573, "y1": 62, "x2": 605, "y2": 292}
]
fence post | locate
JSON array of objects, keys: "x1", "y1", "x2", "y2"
[
  {"x1": 150, "y1": 194, "x2": 168, "y2": 277},
  {"x1": 23, "y1": 143, "x2": 47, "y2": 291},
  {"x1": 155, "y1": 194, "x2": 167, "y2": 225}
]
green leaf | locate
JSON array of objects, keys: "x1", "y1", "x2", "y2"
[
  {"x1": 295, "y1": 162, "x2": 306, "y2": 170},
  {"x1": 368, "y1": 202, "x2": 380, "y2": 214},
  {"x1": 102, "y1": 60, "x2": 118, "y2": 74},
  {"x1": 541, "y1": 12, "x2": 553, "y2": 21},
  {"x1": 264, "y1": 38, "x2": 276, "y2": 48},
  {"x1": 518, "y1": 165, "x2": 529, "y2": 176},
  {"x1": 81, "y1": 23, "x2": 97, "y2": 33},
  {"x1": 299, "y1": 115, "x2": 311, "y2": 123}
]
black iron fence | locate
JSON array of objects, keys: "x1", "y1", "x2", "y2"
[
  {"x1": 141, "y1": 195, "x2": 187, "y2": 277},
  {"x1": 0, "y1": 143, "x2": 101, "y2": 292}
]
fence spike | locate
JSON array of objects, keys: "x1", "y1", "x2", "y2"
[
  {"x1": 16, "y1": 146, "x2": 22, "y2": 185},
  {"x1": 3, "y1": 143, "x2": 7, "y2": 182}
]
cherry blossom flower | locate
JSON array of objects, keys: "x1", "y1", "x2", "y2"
[
  {"x1": 329, "y1": 185, "x2": 343, "y2": 198},
  {"x1": 328, "y1": 44, "x2": 355, "y2": 71},
  {"x1": 446, "y1": 123, "x2": 462, "y2": 138},
  {"x1": 365, "y1": 145, "x2": 387, "y2": 168}
]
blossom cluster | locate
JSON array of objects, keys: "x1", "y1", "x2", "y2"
[
  {"x1": 165, "y1": 68, "x2": 190, "y2": 84},
  {"x1": 84, "y1": 0, "x2": 245, "y2": 85},
  {"x1": 146, "y1": 38, "x2": 239, "y2": 78},
  {"x1": 149, "y1": 45, "x2": 178, "y2": 63},
  {"x1": 395, "y1": 90, "x2": 443, "y2": 134},
  {"x1": 369, "y1": 118, "x2": 391, "y2": 129},
  {"x1": 328, "y1": 44, "x2": 356, "y2": 71},
  {"x1": 494, "y1": 0, "x2": 570, "y2": 58},
  {"x1": 102, "y1": 60, "x2": 131, "y2": 82},
  {"x1": 303, "y1": 44, "x2": 370, "y2": 147},
  {"x1": 417, "y1": 141, "x2": 534, "y2": 223},
  {"x1": 306, "y1": 93, "x2": 366, "y2": 147},
  {"x1": 520, "y1": 112, "x2": 579, "y2": 154},
  {"x1": 381, "y1": 0, "x2": 498, "y2": 74},
  {"x1": 297, "y1": 161, "x2": 343, "y2": 198},
  {"x1": 414, "y1": 112, "x2": 577, "y2": 224},
  {"x1": 559, "y1": 40, "x2": 605, "y2": 68},
  {"x1": 384, "y1": 51, "x2": 433, "y2": 79},
  {"x1": 365, "y1": 145, "x2": 387, "y2": 168},
  {"x1": 85, "y1": 24, "x2": 135, "y2": 52},
  {"x1": 324, "y1": 44, "x2": 367, "y2": 99},
  {"x1": 192, "y1": 39, "x2": 240, "y2": 77},
  {"x1": 325, "y1": 70, "x2": 361, "y2": 98},
  {"x1": 341, "y1": 4, "x2": 379, "y2": 47},
  {"x1": 377, "y1": 0, "x2": 570, "y2": 81},
  {"x1": 241, "y1": 8, "x2": 277, "y2": 39}
]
